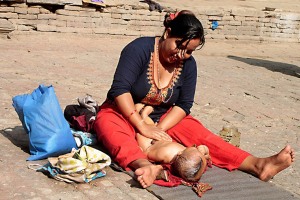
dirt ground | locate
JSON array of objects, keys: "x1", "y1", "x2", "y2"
[{"x1": 0, "y1": 31, "x2": 299, "y2": 199}]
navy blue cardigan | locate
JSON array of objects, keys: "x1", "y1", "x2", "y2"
[{"x1": 107, "y1": 37, "x2": 197, "y2": 122}]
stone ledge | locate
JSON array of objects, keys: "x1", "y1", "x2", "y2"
[
  {"x1": 0, "y1": 18, "x2": 14, "y2": 35},
  {"x1": 27, "y1": 0, "x2": 82, "y2": 6},
  {"x1": 0, "y1": 1, "x2": 299, "y2": 43}
]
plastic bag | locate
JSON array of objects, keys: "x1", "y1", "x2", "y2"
[{"x1": 12, "y1": 84, "x2": 77, "y2": 161}]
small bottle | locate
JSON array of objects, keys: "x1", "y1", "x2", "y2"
[{"x1": 218, "y1": 125, "x2": 241, "y2": 147}]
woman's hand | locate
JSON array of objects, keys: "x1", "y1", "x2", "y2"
[{"x1": 137, "y1": 122, "x2": 172, "y2": 141}]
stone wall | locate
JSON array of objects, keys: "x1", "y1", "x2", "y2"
[{"x1": 0, "y1": 1, "x2": 299, "y2": 42}]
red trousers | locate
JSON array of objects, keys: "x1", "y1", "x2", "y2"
[{"x1": 93, "y1": 102, "x2": 250, "y2": 170}]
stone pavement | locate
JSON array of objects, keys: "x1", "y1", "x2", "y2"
[{"x1": 0, "y1": 30, "x2": 299, "y2": 199}]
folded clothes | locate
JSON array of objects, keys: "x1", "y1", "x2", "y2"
[
  {"x1": 30, "y1": 146, "x2": 111, "y2": 183},
  {"x1": 71, "y1": 128, "x2": 98, "y2": 148}
]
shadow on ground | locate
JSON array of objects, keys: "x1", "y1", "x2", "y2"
[
  {"x1": 228, "y1": 55, "x2": 300, "y2": 78},
  {"x1": 1, "y1": 126, "x2": 30, "y2": 153}
]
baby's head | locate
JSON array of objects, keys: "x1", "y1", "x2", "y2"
[{"x1": 171, "y1": 146, "x2": 207, "y2": 182}]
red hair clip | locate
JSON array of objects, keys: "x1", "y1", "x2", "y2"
[{"x1": 169, "y1": 12, "x2": 179, "y2": 20}]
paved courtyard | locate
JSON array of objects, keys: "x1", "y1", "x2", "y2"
[{"x1": 0, "y1": 31, "x2": 299, "y2": 199}]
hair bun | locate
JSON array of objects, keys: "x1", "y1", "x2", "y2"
[
  {"x1": 163, "y1": 12, "x2": 179, "y2": 27},
  {"x1": 163, "y1": 12, "x2": 173, "y2": 28}
]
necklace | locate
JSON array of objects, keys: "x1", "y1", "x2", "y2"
[{"x1": 156, "y1": 44, "x2": 175, "y2": 103}]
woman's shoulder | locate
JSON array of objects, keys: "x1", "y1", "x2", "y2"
[
  {"x1": 126, "y1": 37, "x2": 155, "y2": 49},
  {"x1": 183, "y1": 56, "x2": 197, "y2": 71},
  {"x1": 132, "y1": 36, "x2": 155, "y2": 45},
  {"x1": 121, "y1": 37, "x2": 155, "y2": 57}
]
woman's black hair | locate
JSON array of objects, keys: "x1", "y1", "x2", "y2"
[{"x1": 163, "y1": 10, "x2": 205, "y2": 49}]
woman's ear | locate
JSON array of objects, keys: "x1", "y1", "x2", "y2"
[{"x1": 164, "y1": 28, "x2": 171, "y2": 39}]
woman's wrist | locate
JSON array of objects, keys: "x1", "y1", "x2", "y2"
[
  {"x1": 128, "y1": 112, "x2": 146, "y2": 131},
  {"x1": 156, "y1": 123, "x2": 166, "y2": 131},
  {"x1": 124, "y1": 107, "x2": 144, "y2": 127},
  {"x1": 127, "y1": 109, "x2": 137, "y2": 120},
  {"x1": 136, "y1": 119, "x2": 145, "y2": 127},
  {"x1": 135, "y1": 119, "x2": 149, "y2": 134}
]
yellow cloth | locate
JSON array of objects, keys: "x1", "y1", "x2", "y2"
[{"x1": 47, "y1": 145, "x2": 111, "y2": 183}]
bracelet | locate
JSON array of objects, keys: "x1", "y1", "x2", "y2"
[{"x1": 127, "y1": 109, "x2": 137, "y2": 120}]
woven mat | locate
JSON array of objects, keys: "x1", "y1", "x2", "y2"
[{"x1": 146, "y1": 166, "x2": 299, "y2": 200}]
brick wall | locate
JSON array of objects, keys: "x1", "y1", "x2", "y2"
[{"x1": 0, "y1": 2, "x2": 299, "y2": 42}]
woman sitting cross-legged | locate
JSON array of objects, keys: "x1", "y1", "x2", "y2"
[{"x1": 93, "y1": 10, "x2": 295, "y2": 189}]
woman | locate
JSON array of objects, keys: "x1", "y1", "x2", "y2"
[{"x1": 94, "y1": 10, "x2": 295, "y2": 188}]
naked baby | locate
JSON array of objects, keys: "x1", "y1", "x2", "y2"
[{"x1": 135, "y1": 103, "x2": 211, "y2": 182}]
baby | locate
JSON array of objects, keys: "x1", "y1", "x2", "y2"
[{"x1": 135, "y1": 103, "x2": 211, "y2": 182}]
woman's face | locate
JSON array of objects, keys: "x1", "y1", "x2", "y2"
[{"x1": 160, "y1": 31, "x2": 201, "y2": 64}]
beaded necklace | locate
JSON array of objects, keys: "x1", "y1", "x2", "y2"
[{"x1": 155, "y1": 42, "x2": 182, "y2": 103}]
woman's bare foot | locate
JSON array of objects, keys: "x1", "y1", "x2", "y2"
[
  {"x1": 134, "y1": 164, "x2": 163, "y2": 188},
  {"x1": 258, "y1": 145, "x2": 295, "y2": 181}
]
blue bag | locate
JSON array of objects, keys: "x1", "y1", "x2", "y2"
[{"x1": 12, "y1": 84, "x2": 77, "y2": 161}]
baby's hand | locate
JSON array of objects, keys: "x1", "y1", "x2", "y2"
[
  {"x1": 197, "y1": 145, "x2": 212, "y2": 166},
  {"x1": 197, "y1": 145, "x2": 209, "y2": 156}
]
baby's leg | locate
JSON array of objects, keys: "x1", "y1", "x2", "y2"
[
  {"x1": 135, "y1": 103, "x2": 145, "y2": 113},
  {"x1": 135, "y1": 104, "x2": 154, "y2": 125},
  {"x1": 141, "y1": 106, "x2": 153, "y2": 118},
  {"x1": 141, "y1": 106, "x2": 154, "y2": 125}
]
